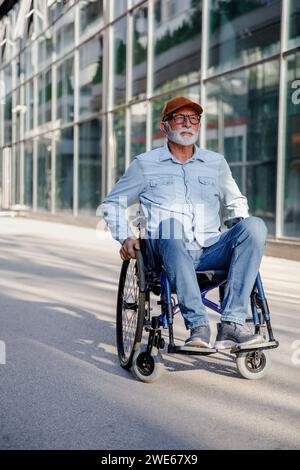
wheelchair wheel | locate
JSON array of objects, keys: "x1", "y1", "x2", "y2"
[
  {"x1": 116, "y1": 251, "x2": 146, "y2": 369},
  {"x1": 131, "y1": 345, "x2": 164, "y2": 383},
  {"x1": 236, "y1": 350, "x2": 271, "y2": 380}
]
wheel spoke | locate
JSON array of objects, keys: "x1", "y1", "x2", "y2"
[{"x1": 121, "y1": 259, "x2": 140, "y2": 360}]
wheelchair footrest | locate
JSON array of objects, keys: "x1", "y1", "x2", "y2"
[
  {"x1": 231, "y1": 340, "x2": 279, "y2": 354},
  {"x1": 168, "y1": 345, "x2": 217, "y2": 355}
]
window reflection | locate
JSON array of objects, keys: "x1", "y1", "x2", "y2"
[
  {"x1": 56, "y1": 127, "x2": 74, "y2": 212},
  {"x1": 38, "y1": 33, "x2": 53, "y2": 69},
  {"x1": 37, "y1": 133, "x2": 52, "y2": 211},
  {"x1": 55, "y1": 7, "x2": 74, "y2": 57},
  {"x1": 284, "y1": 52, "x2": 300, "y2": 238},
  {"x1": 208, "y1": 0, "x2": 281, "y2": 74},
  {"x1": 79, "y1": 119, "x2": 102, "y2": 214},
  {"x1": 79, "y1": 36, "x2": 103, "y2": 117},
  {"x1": 4, "y1": 94, "x2": 12, "y2": 145},
  {"x1": 113, "y1": 0, "x2": 127, "y2": 20},
  {"x1": 24, "y1": 140, "x2": 33, "y2": 207},
  {"x1": 80, "y1": 0, "x2": 103, "y2": 34},
  {"x1": 38, "y1": 69, "x2": 52, "y2": 125},
  {"x1": 14, "y1": 145, "x2": 20, "y2": 205},
  {"x1": 131, "y1": 102, "x2": 147, "y2": 159},
  {"x1": 25, "y1": 80, "x2": 34, "y2": 132},
  {"x1": 132, "y1": 4, "x2": 148, "y2": 101},
  {"x1": 206, "y1": 60, "x2": 280, "y2": 234},
  {"x1": 113, "y1": 18, "x2": 127, "y2": 106},
  {"x1": 288, "y1": 0, "x2": 300, "y2": 49},
  {"x1": 112, "y1": 109, "x2": 126, "y2": 183},
  {"x1": 57, "y1": 56, "x2": 74, "y2": 124},
  {"x1": 153, "y1": 0, "x2": 201, "y2": 93}
]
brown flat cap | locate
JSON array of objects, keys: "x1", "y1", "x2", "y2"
[{"x1": 161, "y1": 96, "x2": 203, "y2": 120}]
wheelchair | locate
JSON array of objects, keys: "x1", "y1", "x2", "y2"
[{"x1": 116, "y1": 235, "x2": 279, "y2": 383}]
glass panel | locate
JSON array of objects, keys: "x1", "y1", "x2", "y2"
[
  {"x1": 24, "y1": 44, "x2": 34, "y2": 78},
  {"x1": 113, "y1": 0, "x2": 127, "y2": 20},
  {"x1": 112, "y1": 109, "x2": 126, "y2": 183},
  {"x1": 283, "y1": 52, "x2": 300, "y2": 238},
  {"x1": 230, "y1": 165, "x2": 242, "y2": 184},
  {"x1": 80, "y1": 0, "x2": 104, "y2": 34},
  {"x1": 35, "y1": 0, "x2": 47, "y2": 36},
  {"x1": 208, "y1": 0, "x2": 281, "y2": 74},
  {"x1": 153, "y1": 0, "x2": 202, "y2": 93},
  {"x1": 4, "y1": 94, "x2": 12, "y2": 145},
  {"x1": 246, "y1": 163, "x2": 277, "y2": 235},
  {"x1": 38, "y1": 69, "x2": 52, "y2": 125},
  {"x1": 132, "y1": 4, "x2": 148, "y2": 101},
  {"x1": 38, "y1": 34, "x2": 53, "y2": 69},
  {"x1": 55, "y1": 7, "x2": 74, "y2": 57},
  {"x1": 79, "y1": 36, "x2": 103, "y2": 117},
  {"x1": 205, "y1": 60, "x2": 280, "y2": 234},
  {"x1": 25, "y1": 80, "x2": 34, "y2": 132},
  {"x1": 15, "y1": 89, "x2": 21, "y2": 143},
  {"x1": 37, "y1": 133, "x2": 52, "y2": 211},
  {"x1": 288, "y1": 0, "x2": 300, "y2": 49},
  {"x1": 113, "y1": 18, "x2": 127, "y2": 106},
  {"x1": 152, "y1": 85, "x2": 200, "y2": 149},
  {"x1": 4, "y1": 64, "x2": 12, "y2": 94},
  {"x1": 131, "y1": 102, "x2": 147, "y2": 159},
  {"x1": 57, "y1": 56, "x2": 74, "y2": 124},
  {"x1": 56, "y1": 127, "x2": 74, "y2": 212},
  {"x1": 14, "y1": 145, "x2": 20, "y2": 205},
  {"x1": 24, "y1": 140, "x2": 33, "y2": 207},
  {"x1": 78, "y1": 119, "x2": 102, "y2": 214},
  {"x1": 48, "y1": 0, "x2": 71, "y2": 24}
]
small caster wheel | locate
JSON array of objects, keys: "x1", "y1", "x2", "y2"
[
  {"x1": 236, "y1": 350, "x2": 271, "y2": 380},
  {"x1": 131, "y1": 345, "x2": 164, "y2": 383}
]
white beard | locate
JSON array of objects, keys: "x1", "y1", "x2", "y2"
[{"x1": 164, "y1": 123, "x2": 200, "y2": 146}]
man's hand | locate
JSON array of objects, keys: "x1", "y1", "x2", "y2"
[{"x1": 119, "y1": 237, "x2": 140, "y2": 261}]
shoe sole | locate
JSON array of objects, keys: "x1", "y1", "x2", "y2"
[
  {"x1": 185, "y1": 338, "x2": 211, "y2": 348},
  {"x1": 215, "y1": 337, "x2": 265, "y2": 350}
]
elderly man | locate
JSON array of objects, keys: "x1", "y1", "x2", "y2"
[{"x1": 102, "y1": 96, "x2": 267, "y2": 349}]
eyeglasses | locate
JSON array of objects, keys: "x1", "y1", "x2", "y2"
[{"x1": 166, "y1": 113, "x2": 201, "y2": 125}]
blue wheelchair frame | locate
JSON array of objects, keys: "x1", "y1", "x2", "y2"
[{"x1": 140, "y1": 238, "x2": 278, "y2": 357}]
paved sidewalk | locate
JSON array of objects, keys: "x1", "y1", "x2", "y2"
[{"x1": 0, "y1": 217, "x2": 299, "y2": 450}]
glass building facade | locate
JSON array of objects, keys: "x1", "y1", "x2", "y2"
[{"x1": 0, "y1": 0, "x2": 299, "y2": 242}]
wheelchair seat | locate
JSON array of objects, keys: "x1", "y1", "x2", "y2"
[
  {"x1": 196, "y1": 269, "x2": 227, "y2": 287},
  {"x1": 140, "y1": 238, "x2": 227, "y2": 291}
]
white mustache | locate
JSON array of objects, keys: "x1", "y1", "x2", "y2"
[{"x1": 178, "y1": 128, "x2": 197, "y2": 135}]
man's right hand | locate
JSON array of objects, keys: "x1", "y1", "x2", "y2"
[{"x1": 119, "y1": 237, "x2": 140, "y2": 261}]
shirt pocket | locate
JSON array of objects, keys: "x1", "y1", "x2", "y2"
[
  {"x1": 198, "y1": 175, "x2": 218, "y2": 203},
  {"x1": 148, "y1": 176, "x2": 175, "y2": 204}
]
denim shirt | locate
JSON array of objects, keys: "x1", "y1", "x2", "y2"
[{"x1": 101, "y1": 142, "x2": 249, "y2": 248}]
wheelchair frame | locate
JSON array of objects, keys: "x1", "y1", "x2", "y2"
[{"x1": 116, "y1": 238, "x2": 279, "y2": 382}]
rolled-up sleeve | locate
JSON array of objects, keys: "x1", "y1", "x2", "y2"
[
  {"x1": 219, "y1": 157, "x2": 249, "y2": 223},
  {"x1": 101, "y1": 159, "x2": 146, "y2": 244}
]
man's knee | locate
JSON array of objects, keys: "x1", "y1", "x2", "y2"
[{"x1": 241, "y1": 216, "x2": 268, "y2": 243}]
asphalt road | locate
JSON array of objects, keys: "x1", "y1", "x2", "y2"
[{"x1": 0, "y1": 217, "x2": 299, "y2": 450}]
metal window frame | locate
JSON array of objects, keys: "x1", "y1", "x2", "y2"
[{"x1": 275, "y1": 0, "x2": 289, "y2": 238}]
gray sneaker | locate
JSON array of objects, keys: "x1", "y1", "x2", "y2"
[
  {"x1": 185, "y1": 324, "x2": 211, "y2": 348},
  {"x1": 214, "y1": 321, "x2": 264, "y2": 350}
]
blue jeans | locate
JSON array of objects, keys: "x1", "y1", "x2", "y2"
[{"x1": 149, "y1": 217, "x2": 268, "y2": 330}]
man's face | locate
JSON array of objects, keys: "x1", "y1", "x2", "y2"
[{"x1": 160, "y1": 106, "x2": 201, "y2": 146}]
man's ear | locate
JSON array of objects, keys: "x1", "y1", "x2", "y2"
[{"x1": 160, "y1": 121, "x2": 167, "y2": 134}]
